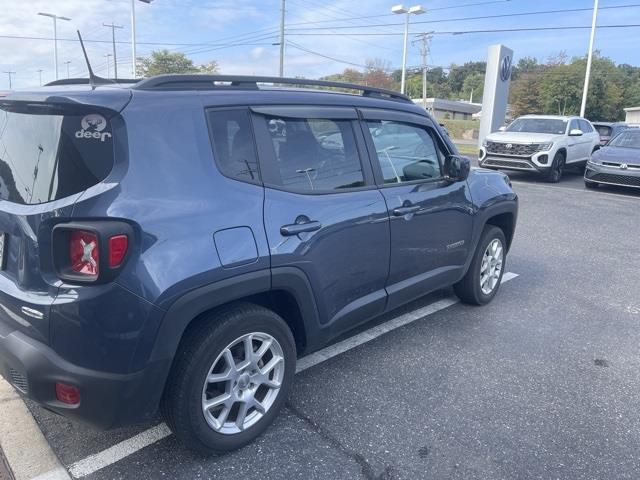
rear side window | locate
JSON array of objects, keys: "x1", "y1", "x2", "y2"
[
  {"x1": 579, "y1": 120, "x2": 593, "y2": 133},
  {"x1": 595, "y1": 125, "x2": 612, "y2": 137},
  {"x1": 262, "y1": 116, "x2": 364, "y2": 192},
  {"x1": 0, "y1": 108, "x2": 114, "y2": 205},
  {"x1": 206, "y1": 109, "x2": 260, "y2": 183}
]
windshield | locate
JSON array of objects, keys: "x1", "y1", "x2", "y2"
[
  {"x1": 506, "y1": 118, "x2": 567, "y2": 135},
  {"x1": 0, "y1": 107, "x2": 114, "y2": 205},
  {"x1": 609, "y1": 130, "x2": 640, "y2": 149}
]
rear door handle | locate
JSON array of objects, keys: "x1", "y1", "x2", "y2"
[
  {"x1": 392, "y1": 205, "x2": 420, "y2": 216},
  {"x1": 280, "y1": 220, "x2": 322, "y2": 236}
]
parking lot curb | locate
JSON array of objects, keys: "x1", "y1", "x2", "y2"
[{"x1": 0, "y1": 379, "x2": 71, "y2": 480}]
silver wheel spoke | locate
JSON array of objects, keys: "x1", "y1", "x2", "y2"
[
  {"x1": 260, "y1": 355, "x2": 283, "y2": 376},
  {"x1": 216, "y1": 406, "x2": 231, "y2": 427},
  {"x1": 207, "y1": 369, "x2": 233, "y2": 384},
  {"x1": 204, "y1": 393, "x2": 231, "y2": 410},
  {"x1": 235, "y1": 401, "x2": 249, "y2": 430},
  {"x1": 254, "y1": 338, "x2": 273, "y2": 363}
]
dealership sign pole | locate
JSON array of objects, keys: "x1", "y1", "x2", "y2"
[{"x1": 478, "y1": 44, "x2": 513, "y2": 148}]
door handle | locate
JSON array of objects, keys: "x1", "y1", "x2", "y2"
[
  {"x1": 392, "y1": 205, "x2": 420, "y2": 216},
  {"x1": 280, "y1": 220, "x2": 322, "y2": 236}
]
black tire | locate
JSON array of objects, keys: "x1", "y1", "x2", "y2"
[
  {"x1": 546, "y1": 151, "x2": 565, "y2": 183},
  {"x1": 454, "y1": 225, "x2": 507, "y2": 305},
  {"x1": 161, "y1": 303, "x2": 296, "y2": 454},
  {"x1": 584, "y1": 180, "x2": 599, "y2": 189}
]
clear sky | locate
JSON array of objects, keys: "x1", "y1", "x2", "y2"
[{"x1": 0, "y1": 0, "x2": 638, "y2": 88}]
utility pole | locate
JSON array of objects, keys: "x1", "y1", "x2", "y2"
[
  {"x1": 413, "y1": 32, "x2": 433, "y2": 110},
  {"x1": 64, "y1": 61, "x2": 72, "y2": 79},
  {"x1": 279, "y1": 0, "x2": 286, "y2": 77},
  {"x1": 580, "y1": 0, "x2": 599, "y2": 117},
  {"x1": 3, "y1": 71, "x2": 15, "y2": 89},
  {"x1": 105, "y1": 54, "x2": 113, "y2": 79},
  {"x1": 103, "y1": 22, "x2": 124, "y2": 79},
  {"x1": 37, "y1": 69, "x2": 44, "y2": 86}
]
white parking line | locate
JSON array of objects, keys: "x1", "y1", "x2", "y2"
[{"x1": 41, "y1": 272, "x2": 520, "y2": 479}]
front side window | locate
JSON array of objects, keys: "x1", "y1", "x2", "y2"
[
  {"x1": 207, "y1": 109, "x2": 260, "y2": 183},
  {"x1": 0, "y1": 107, "x2": 114, "y2": 205},
  {"x1": 264, "y1": 116, "x2": 364, "y2": 191},
  {"x1": 569, "y1": 119, "x2": 581, "y2": 133},
  {"x1": 367, "y1": 120, "x2": 443, "y2": 184},
  {"x1": 507, "y1": 118, "x2": 568, "y2": 135}
]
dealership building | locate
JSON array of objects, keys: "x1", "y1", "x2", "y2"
[
  {"x1": 412, "y1": 98, "x2": 482, "y2": 120},
  {"x1": 624, "y1": 106, "x2": 640, "y2": 126}
]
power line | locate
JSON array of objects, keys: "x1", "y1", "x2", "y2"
[
  {"x1": 285, "y1": 3, "x2": 640, "y2": 31},
  {"x1": 286, "y1": 24, "x2": 640, "y2": 36}
]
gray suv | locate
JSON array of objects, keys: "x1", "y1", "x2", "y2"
[{"x1": 0, "y1": 75, "x2": 517, "y2": 453}]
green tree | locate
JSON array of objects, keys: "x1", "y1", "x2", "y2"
[
  {"x1": 510, "y1": 73, "x2": 542, "y2": 117},
  {"x1": 137, "y1": 50, "x2": 219, "y2": 77},
  {"x1": 462, "y1": 72, "x2": 484, "y2": 102}
]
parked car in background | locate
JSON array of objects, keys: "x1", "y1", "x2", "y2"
[
  {"x1": 585, "y1": 128, "x2": 640, "y2": 190},
  {"x1": 0, "y1": 75, "x2": 518, "y2": 454},
  {"x1": 592, "y1": 122, "x2": 630, "y2": 145},
  {"x1": 479, "y1": 115, "x2": 601, "y2": 182}
]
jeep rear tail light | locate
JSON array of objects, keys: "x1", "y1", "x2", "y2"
[
  {"x1": 108, "y1": 235, "x2": 128, "y2": 267},
  {"x1": 52, "y1": 221, "x2": 134, "y2": 284},
  {"x1": 70, "y1": 230, "x2": 99, "y2": 276}
]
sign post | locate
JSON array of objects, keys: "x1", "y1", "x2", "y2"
[{"x1": 478, "y1": 44, "x2": 513, "y2": 147}]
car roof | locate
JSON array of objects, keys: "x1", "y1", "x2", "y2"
[
  {"x1": 3, "y1": 75, "x2": 426, "y2": 116},
  {"x1": 518, "y1": 114, "x2": 576, "y2": 121}
]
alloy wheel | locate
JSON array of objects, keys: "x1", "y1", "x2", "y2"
[
  {"x1": 480, "y1": 238, "x2": 504, "y2": 295},
  {"x1": 201, "y1": 332, "x2": 285, "y2": 435}
]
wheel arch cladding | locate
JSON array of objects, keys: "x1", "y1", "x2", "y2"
[{"x1": 485, "y1": 212, "x2": 516, "y2": 251}]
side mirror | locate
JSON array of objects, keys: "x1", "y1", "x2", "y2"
[
  {"x1": 444, "y1": 155, "x2": 471, "y2": 182},
  {"x1": 569, "y1": 128, "x2": 583, "y2": 136},
  {"x1": 498, "y1": 126, "x2": 507, "y2": 132}
]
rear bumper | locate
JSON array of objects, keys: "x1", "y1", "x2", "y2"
[{"x1": 0, "y1": 323, "x2": 170, "y2": 429}]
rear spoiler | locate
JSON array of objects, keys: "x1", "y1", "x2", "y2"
[{"x1": 0, "y1": 88, "x2": 132, "y2": 114}]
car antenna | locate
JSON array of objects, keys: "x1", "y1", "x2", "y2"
[{"x1": 77, "y1": 30, "x2": 112, "y2": 89}]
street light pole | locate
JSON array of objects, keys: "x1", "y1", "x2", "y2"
[
  {"x1": 64, "y1": 61, "x2": 72, "y2": 79},
  {"x1": 37, "y1": 69, "x2": 44, "y2": 86},
  {"x1": 131, "y1": 0, "x2": 153, "y2": 78},
  {"x1": 392, "y1": 5, "x2": 425, "y2": 95},
  {"x1": 580, "y1": 0, "x2": 599, "y2": 118},
  {"x1": 37, "y1": 12, "x2": 71, "y2": 80}
]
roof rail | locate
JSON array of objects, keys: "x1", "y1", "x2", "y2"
[
  {"x1": 44, "y1": 78, "x2": 141, "y2": 87},
  {"x1": 132, "y1": 74, "x2": 412, "y2": 103}
]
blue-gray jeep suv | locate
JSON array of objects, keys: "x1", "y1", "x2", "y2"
[{"x1": 0, "y1": 75, "x2": 517, "y2": 453}]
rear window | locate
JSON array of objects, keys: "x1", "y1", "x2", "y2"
[
  {"x1": 0, "y1": 107, "x2": 114, "y2": 204},
  {"x1": 594, "y1": 125, "x2": 612, "y2": 137}
]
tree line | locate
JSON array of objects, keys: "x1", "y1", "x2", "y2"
[{"x1": 137, "y1": 49, "x2": 639, "y2": 121}]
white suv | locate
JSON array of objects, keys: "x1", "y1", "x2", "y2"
[{"x1": 479, "y1": 115, "x2": 601, "y2": 182}]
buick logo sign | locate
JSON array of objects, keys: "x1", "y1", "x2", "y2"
[{"x1": 500, "y1": 55, "x2": 512, "y2": 82}]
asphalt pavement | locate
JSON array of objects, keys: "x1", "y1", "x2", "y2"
[{"x1": 23, "y1": 167, "x2": 640, "y2": 480}]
